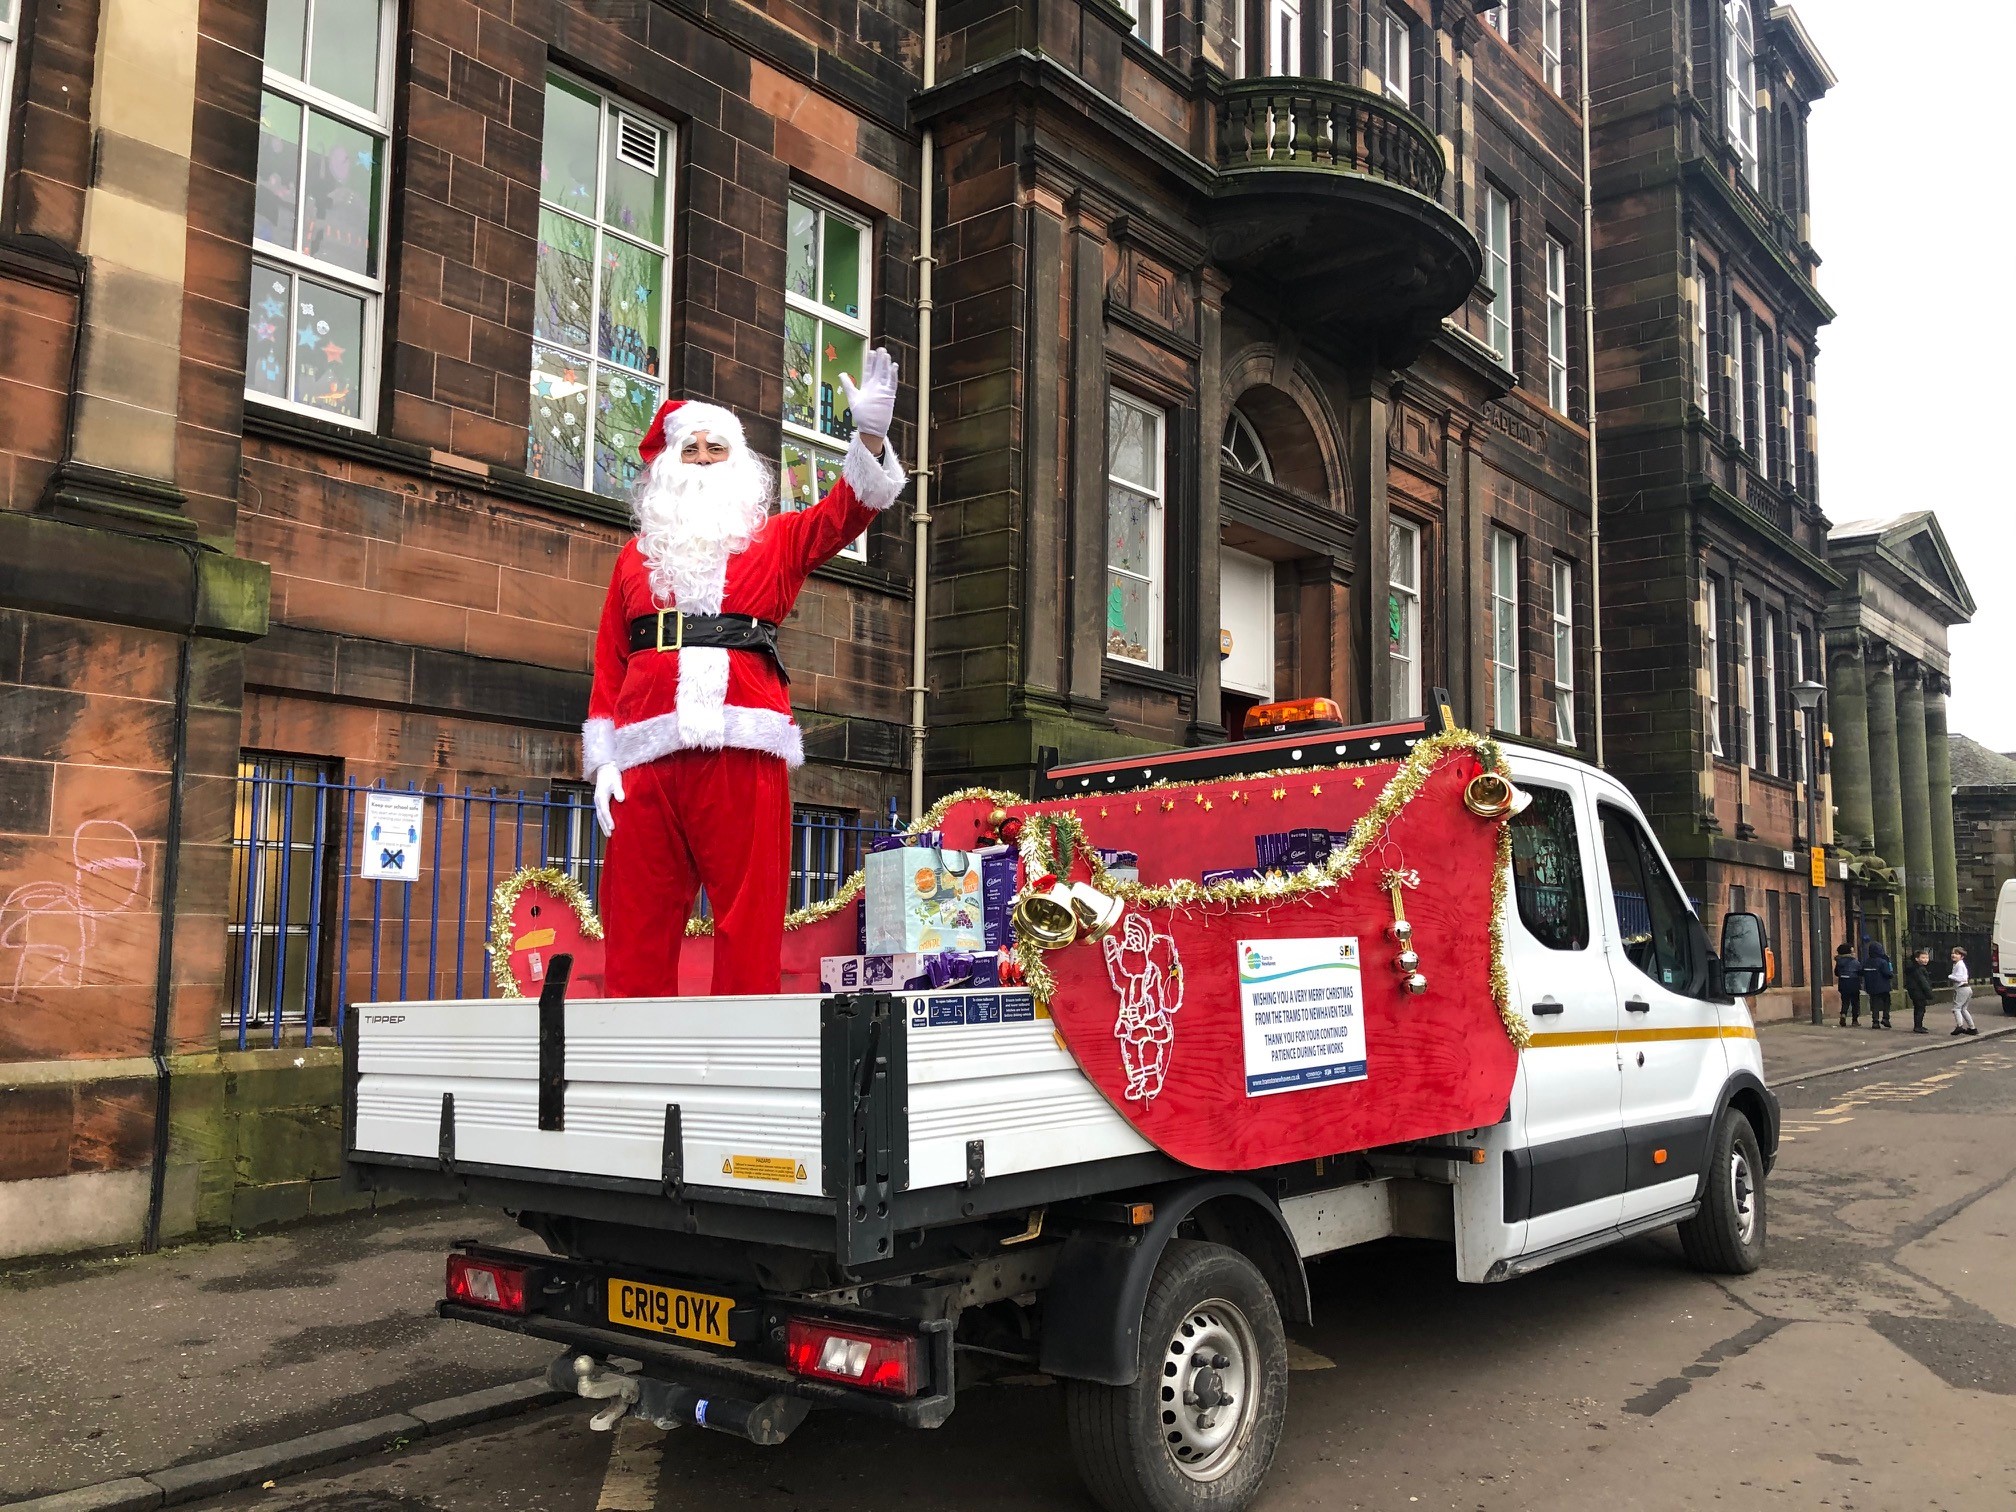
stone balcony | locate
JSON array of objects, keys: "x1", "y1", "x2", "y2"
[{"x1": 1207, "y1": 78, "x2": 1480, "y2": 364}]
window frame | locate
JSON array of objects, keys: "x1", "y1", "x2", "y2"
[
  {"x1": 1723, "y1": 0, "x2": 1759, "y2": 187},
  {"x1": 1551, "y1": 556, "x2": 1576, "y2": 747},
  {"x1": 1791, "y1": 626, "x2": 1809, "y2": 782},
  {"x1": 1489, "y1": 527, "x2": 1521, "y2": 736},
  {"x1": 1544, "y1": 234, "x2": 1570, "y2": 414},
  {"x1": 1387, "y1": 517, "x2": 1423, "y2": 720},
  {"x1": 1221, "y1": 407, "x2": 1274, "y2": 483},
  {"x1": 1483, "y1": 2, "x2": 1511, "y2": 41},
  {"x1": 1781, "y1": 352, "x2": 1798, "y2": 490},
  {"x1": 1705, "y1": 575, "x2": 1725, "y2": 758},
  {"x1": 1760, "y1": 608, "x2": 1780, "y2": 777},
  {"x1": 1121, "y1": 0, "x2": 1160, "y2": 50},
  {"x1": 1690, "y1": 243, "x2": 1712, "y2": 416},
  {"x1": 528, "y1": 70, "x2": 678, "y2": 499},
  {"x1": 1380, "y1": 8, "x2": 1410, "y2": 103},
  {"x1": 1482, "y1": 184, "x2": 1513, "y2": 365},
  {"x1": 1271, "y1": 0, "x2": 1304, "y2": 77},
  {"x1": 0, "y1": 0, "x2": 18, "y2": 193},
  {"x1": 780, "y1": 188, "x2": 875, "y2": 561},
  {"x1": 1599, "y1": 801, "x2": 1709, "y2": 999},
  {"x1": 1540, "y1": 0, "x2": 1564, "y2": 93},
  {"x1": 1750, "y1": 321, "x2": 1768, "y2": 461},
  {"x1": 1726, "y1": 300, "x2": 1747, "y2": 450},
  {"x1": 1737, "y1": 594, "x2": 1757, "y2": 768},
  {"x1": 245, "y1": 0, "x2": 398, "y2": 429},
  {"x1": 1105, "y1": 390, "x2": 1168, "y2": 670},
  {"x1": 227, "y1": 754, "x2": 340, "y2": 1036}
]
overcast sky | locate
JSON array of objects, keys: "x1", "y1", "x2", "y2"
[{"x1": 1797, "y1": 0, "x2": 2013, "y2": 752}]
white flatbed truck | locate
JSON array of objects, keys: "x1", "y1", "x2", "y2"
[{"x1": 345, "y1": 719, "x2": 1778, "y2": 1512}]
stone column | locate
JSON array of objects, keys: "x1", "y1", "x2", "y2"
[
  {"x1": 1893, "y1": 660, "x2": 1935, "y2": 915},
  {"x1": 1825, "y1": 630, "x2": 1874, "y2": 854},
  {"x1": 1924, "y1": 672, "x2": 1960, "y2": 917},
  {"x1": 1865, "y1": 641, "x2": 1907, "y2": 875}
]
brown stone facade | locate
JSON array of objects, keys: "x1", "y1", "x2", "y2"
[{"x1": 1589, "y1": 0, "x2": 1836, "y2": 1006}]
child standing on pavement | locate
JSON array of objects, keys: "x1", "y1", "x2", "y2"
[
  {"x1": 1949, "y1": 947, "x2": 1978, "y2": 1036},
  {"x1": 1863, "y1": 941, "x2": 1895, "y2": 1030},
  {"x1": 1905, "y1": 947, "x2": 1936, "y2": 1035},
  {"x1": 1834, "y1": 941, "x2": 1863, "y2": 1028}
]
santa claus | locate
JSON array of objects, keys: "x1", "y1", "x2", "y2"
[{"x1": 585, "y1": 350, "x2": 905, "y2": 997}]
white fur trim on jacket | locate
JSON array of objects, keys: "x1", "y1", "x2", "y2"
[
  {"x1": 599, "y1": 705, "x2": 805, "y2": 772},
  {"x1": 582, "y1": 718, "x2": 617, "y2": 780},
  {"x1": 674, "y1": 646, "x2": 731, "y2": 748},
  {"x1": 842, "y1": 435, "x2": 907, "y2": 513}
]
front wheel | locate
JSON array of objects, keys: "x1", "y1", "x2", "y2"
[
  {"x1": 1064, "y1": 1239, "x2": 1290, "y2": 1512},
  {"x1": 1677, "y1": 1111, "x2": 1767, "y2": 1273}
]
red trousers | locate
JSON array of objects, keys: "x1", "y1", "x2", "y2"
[{"x1": 599, "y1": 748, "x2": 790, "y2": 997}]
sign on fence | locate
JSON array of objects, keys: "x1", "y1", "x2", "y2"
[{"x1": 361, "y1": 792, "x2": 426, "y2": 882}]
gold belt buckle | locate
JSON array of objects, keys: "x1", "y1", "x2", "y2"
[{"x1": 655, "y1": 610, "x2": 683, "y2": 652}]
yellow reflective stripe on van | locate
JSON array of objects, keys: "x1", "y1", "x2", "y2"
[{"x1": 1526, "y1": 1024, "x2": 1759, "y2": 1049}]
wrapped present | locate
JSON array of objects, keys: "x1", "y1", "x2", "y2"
[
  {"x1": 864, "y1": 843, "x2": 990, "y2": 953},
  {"x1": 1255, "y1": 828, "x2": 1349, "y2": 871},
  {"x1": 1201, "y1": 866, "x2": 1265, "y2": 886}
]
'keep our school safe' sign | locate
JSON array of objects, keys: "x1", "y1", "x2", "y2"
[
  {"x1": 1238, "y1": 937, "x2": 1367, "y2": 1096},
  {"x1": 360, "y1": 792, "x2": 426, "y2": 883}
]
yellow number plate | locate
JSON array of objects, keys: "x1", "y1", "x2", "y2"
[{"x1": 606, "y1": 1279, "x2": 735, "y2": 1347}]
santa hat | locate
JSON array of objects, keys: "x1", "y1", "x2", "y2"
[{"x1": 638, "y1": 398, "x2": 748, "y2": 467}]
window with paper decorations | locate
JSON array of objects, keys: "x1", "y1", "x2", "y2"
[{"x1": 780, "y1": 191, "x2": 874, "y2": 561}]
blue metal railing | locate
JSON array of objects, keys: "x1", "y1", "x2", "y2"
[{"x1": 226, "y1": 771, "x2": 900, "y2": 1048}]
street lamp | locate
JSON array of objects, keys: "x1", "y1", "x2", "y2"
[{"x1": 1792, "y1": 678, "x2": 1827, "y2": 1026}]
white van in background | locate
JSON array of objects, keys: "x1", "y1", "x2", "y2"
[{"x1": 1994, "y1": 878, "x2": 2016, "y2": 1013}]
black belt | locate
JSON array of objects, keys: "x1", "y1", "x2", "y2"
[{"x1": 626, "y1": 611, "x2": 788, "y2": 680}]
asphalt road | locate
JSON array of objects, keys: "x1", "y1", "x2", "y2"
[{"x1": 186, "y1": 1037, "x2": 2016, "y2": 1512}]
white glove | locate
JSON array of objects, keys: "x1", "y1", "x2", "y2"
[
  {"x1": 837, "y1": 347, "x2": 898, "y2": 441},
  {"x1": 593, "y1": 763, "x2": 625, "y2": 838}
]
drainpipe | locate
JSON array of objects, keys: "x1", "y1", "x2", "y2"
[
  {"x1": 1577, "y1": 0, "x2": 1604, "y2": 766},
  {"x1": 907, "y1": 0, "x2": 938, "y2": 820}
]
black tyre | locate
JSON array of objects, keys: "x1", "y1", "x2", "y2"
[
  {"x1": 1063, "y1": 1239, "x2": 1289, "y2": 1512},
  {"x1": 1677, "y1": 1111, "x2": 1766, "y2": 1273}
]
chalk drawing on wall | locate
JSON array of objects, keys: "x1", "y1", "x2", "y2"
[{"x1": 0, "y1": 821, "x2": 147, "y2": 1001}]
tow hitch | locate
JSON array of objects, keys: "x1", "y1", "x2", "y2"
[{"x1": 549, "y1": 1352, "x2": 811, "y2": 1445}]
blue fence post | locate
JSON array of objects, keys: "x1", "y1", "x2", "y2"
[
  {"x1": 301, "y1": 774, "x2": 328, "y2": 1047},
  {"x1": 482, "y1": 788, "x2": 499, "y2": 999},
  {"x1": 427, "y1": 781, "x2": 445, "y2": 1000},
  {"x1": 234, "y1": 769, "x2": 264, "y2": 1052},
  {"x1": 269, "y1": 768, "x2": 298, "y2": 1049},
  {"x1": 455, "y1": 787, "x2": 472, "y2": 998},
  {"x1": 398, "y1": 781, "x2": 417, "y2": 1000},
  {"x1": 368, "y1": 780, "x2": 384, "y2": 1002},
  {"x1": 335, "y1": 780, "x2": 356, "y2": 1043}
]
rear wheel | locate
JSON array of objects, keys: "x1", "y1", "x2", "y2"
[
  {"x1": 1677, "y1": 1111, "x2": 1766, "y2": 1273},
  {"x1": 1064, "y1": 1240, "x2": 1289, "y2": 1512}
]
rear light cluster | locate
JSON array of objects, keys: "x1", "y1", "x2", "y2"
[
  {"x1": 784, "y1": 1316, "x2": 919, "y2": 1397},
  {"x1": 446, "y1": 1254, "x2": 530, "y2": 1314}
]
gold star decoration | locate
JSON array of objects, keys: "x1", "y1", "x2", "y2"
[
  {"x1": 1204, "y1": 799, "x2": 1214, "y2": 811},
  {"x1": 1354, "y1": 776, "x2": 1367, "y2": 788},
  {"x1": 1193, "y1": 792, "x2": 1206, "y2": 805},
  {"x1": 1310, "y1": 784, "x2": 1323, "y2": 797},
  {"x1": 1272, "y1": 787, "x2": 1287, "y2": 800},
  {"x1": 1135, "y1": 802, "x2": 1144, "y2": 813},
  {"x1": 1100, "y1": 807, "x2": 1109, "y2": 818},
  {"x1": 1162, "y1": 798, "x2": 1177, "y2": 812}
]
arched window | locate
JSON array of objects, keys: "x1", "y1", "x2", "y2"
[
  {"x1": 1722, "y1": 1, "x2": 1758, "y2": 187},
  {"x1": 1221, "y1": 408, "x2": 1274, "y2": 482}
]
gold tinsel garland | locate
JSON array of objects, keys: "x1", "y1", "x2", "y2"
[
  {"x1": 1006, "y1": 729, "x2": 1529, "y2": 1050},
  {"x1": 486, "y1": 866, "x2": 604, "y2": 996}
]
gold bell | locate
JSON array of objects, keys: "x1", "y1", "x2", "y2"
[
  {"x1": 1067, "y1": 882, "x2": 1125, "y2": 943},
  {"x1": 1011, "y1": 881, "x2": 1080, "y2": 950},
  {"x1": 1463, "y1": 771, "x2": 1531, "y2": 819}
]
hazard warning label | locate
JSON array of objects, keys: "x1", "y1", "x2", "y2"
[{"x1": 720, "y1": 1155, "x2": 808, "y2": 1184}]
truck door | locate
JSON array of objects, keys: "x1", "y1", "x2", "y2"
[
  {"x1": 1505, "y1": 774, "x2": 1625, "y2": 1254},
  {"x1": 1593, "y1": 800, "x2": 1729, "y2": 1224}
]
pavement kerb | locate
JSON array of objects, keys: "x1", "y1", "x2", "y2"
[
  {"x1": 1765, "y1": 1017, "x2": 2016, "y2": 1089},
  {"x1": 3, "y1": 1377, "x2": 569, "y2": 1511}
]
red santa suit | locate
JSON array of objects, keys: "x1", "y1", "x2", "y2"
[{"x1": 585, "y1": 401, "x2": 905, "y2": 997}]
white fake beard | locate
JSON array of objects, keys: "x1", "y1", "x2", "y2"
[{"x1": 632, "y1": 447, "x2": 776, "y2": 614}]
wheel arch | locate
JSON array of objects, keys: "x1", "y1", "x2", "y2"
[
  {"x1": 1709, "y1": 1071, "x2": 1779, "y2": 1176},
  {"x1": 1038, "y1": 1177, "x2": 1310, "y2": 1387}
]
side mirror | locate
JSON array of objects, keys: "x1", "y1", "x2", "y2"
[{"x1": 1719, "y1": 912, "x2": 1766, "y2": 998}]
